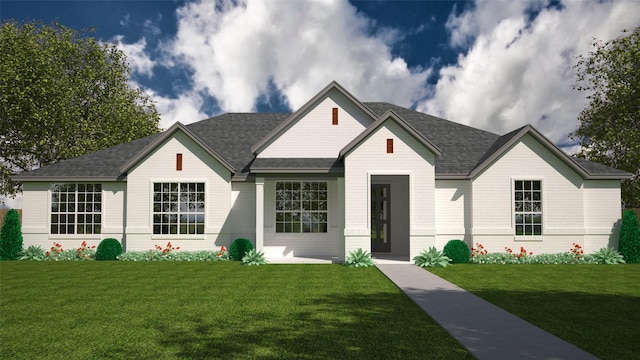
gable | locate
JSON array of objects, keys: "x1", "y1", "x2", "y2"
[
  {"x1": 254, "y1": 82, "x2": 377, "y2": 158},
  {"x1": 125, "y1": 127, "x2": 233, "y2": 181},
  {"x1": 342, "y1": 114, "x2": 440, "y2": 166},
  {"x1": 121, "y1": 122, "x2": 235, "y2": 176},
  {"x1": 473, "y1": 133, "x2": 584, "y2": 186}
]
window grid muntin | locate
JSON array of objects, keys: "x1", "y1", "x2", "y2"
[
  {"x1": 514, "y1": 180, "x2": 542, "y2": 236},
  {"x1": 153, "y1": 182, "x2": 205, "y2": 235},
  {"x1": 50, "y1": 183, "x2": 102, "y2": 235},
  {"x1": 275, "y1": 181, "x2": 328, "y2": 233}
]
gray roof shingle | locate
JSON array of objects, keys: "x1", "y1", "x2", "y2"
[{"x1": 12, "y1": 103, "x2": 630, "y2": 181}]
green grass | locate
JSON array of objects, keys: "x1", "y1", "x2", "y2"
[
  {"x1": 428, "y1": 264, "x2": 640, "y2": 360},
  {"x1": 0, "y1": 262, "x2": 471, "y2": 359}
]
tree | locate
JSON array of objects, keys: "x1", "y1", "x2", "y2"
[
  {"x1": 0, "y1": 209, "x2": 23, "y2": 260},
  {"x1": 618, "y1": 210, "x2": 640, "y2": 263},
  {"x1": 0, "y1": 21, "x2": 161, "y2": 202},
  {"x1": 571, "y1": 27, "x2": 639, "y2": 208}
]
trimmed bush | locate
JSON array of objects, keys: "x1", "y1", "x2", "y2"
[
  {"x1": 229, "y1": 238, "x2": 254, "y2": 260},
  {"x1": 619, "y1": 210, "x2": 640, "y2": 263},
  {"x1": 95, "y1": 238, "x2": 123, "y2": 260},
  {"x1": 0, "y1": 209, "x2": 23, "y2": 260},
  {"x1": 442, "y1": 239, "x2": 470, "y2": 264}
]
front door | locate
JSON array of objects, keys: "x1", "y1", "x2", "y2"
[{"x1": 371, "y1": 184, "x2": 390, "y2": 252}]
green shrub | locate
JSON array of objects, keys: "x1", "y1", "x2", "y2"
[
  {"x1": 229, "y1": 238, "x2": 254, "y2": 260},
  {"x1": 414, "y1": 247, "x2": 451, "y2": 268},
  {"x1": 19, "y1": 245, "x2": 46, "y2": 261},
  {"x1": 242, "y1": 249, "x2": 268, "y2": 266},
  {"x1": 591, "y1": 248, "x2": 625, "y2": 264},
  {"x1": 344, "y1": 248, "x2": 375, "y2": 268},
  {"x1": 619, "y1": 210, "x2": 640, "y2": 263},
  {"x1": 0, "y1": 209, "x2": 23, "y2": 260},
  {"x1": 95, "y1": 238, "x2": 123, "y2": 260},
  {"x1": 442, "y1": 239, "x2": 470, "y2": 264}
]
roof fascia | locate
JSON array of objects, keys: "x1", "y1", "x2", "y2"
[
  {"x1": 11, "y1": 176, "x2": 125, "y2": 182},
  {"x1": 250, "y1": 81, "x2": 379, "y2": 155},
  {"x1": 468, "y1": 125, "x2": 591, "y2": 179},
  {"x1": 119, "y1": 122, "x2": 236, "y2": 174},
  {"x1": 250, "y1": 167, "x2": 344, "y2": 174},
  {"x1": 339, "y1": 110, "x2": 442, "y2": 158},
  {"x1": 435, "y1": 174, "x2": 470, "y2": 180}
]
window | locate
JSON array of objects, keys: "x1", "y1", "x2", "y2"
[
  {"x1": 387, "y1": 139, "x2": 394, "y2": 153},
  {"x1": 332, "y1": 107, "x2": 338, "y2": 125},
  {"x1": 153, "y1": 183, "x2": 205, "y2": 235},
  {"x1": 514, "y1": 180, "x2": 542, "y2": 236},
  {"x1": 276, "y1": 181, "x2": 328, "y2": 233},
  {"x1": 51, "y1": 184, "x2": 102, "y2": 234}
]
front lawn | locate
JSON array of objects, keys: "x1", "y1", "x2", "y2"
[
  {"x1": 0, "y1": 262, "x2": 471, "y2": 359},
  {"x1": 428, "y1": 265, "x2": 640, "y2": 360}
]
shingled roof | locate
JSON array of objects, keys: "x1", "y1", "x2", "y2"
[{"x1": 12, "y1": 103, "x2": 631, "y2": 181}]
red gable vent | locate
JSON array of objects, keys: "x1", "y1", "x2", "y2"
[
  {"x1": 176, "y1": 153, "x2": 183, "y2": 171},
  {"x1": 332, "y1": 107, "x2": 338, "y2": 125},
  {"x1": 386, "y1": 139, "x2": 394, "y2": 154}
]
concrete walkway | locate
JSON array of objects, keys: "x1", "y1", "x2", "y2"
[{"x1": 376, "y1": 264, "x2": 598, "y2": 360}]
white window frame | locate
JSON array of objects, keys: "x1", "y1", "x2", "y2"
[
  {"x1": 50, "y1": 183, "x2": 102, "y2": 235},
  {"x1": 513, "y1": 179, "x2": 543, "y2": 239},
  {"x1": 275, "y1": 181, "x2": 328, "y2": 233},
  {"x1": 152, "y1": 182, "x2": 206, "y2": 235}
]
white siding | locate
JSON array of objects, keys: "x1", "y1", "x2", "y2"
[
  {"x1": 225, "y1": 182, "x2": 257, "y2": 245},
  {"x1": 262, "y1": 177, "x2": 339, "y2": 258},
  {"x1": 20, "y1": 182, "x2": 125, "y2": 251},
  {"x1": 343, "y1": 120, "x2": 436, "y2": 260},
  {"x1": 258, "y1": 89, "x2": 372, "y2": 158},
  {"x1": 102, "y1": 182, "x2": 126, "y2": 242},
  {"x1": 125, "y1": 131, "x2": 232, "y2": 251},
  {"x1": 583, "y1": 179, "x2": 622, "y2": 251},
  {"x1": 435, "y1": 180, "x2": 471, "y2": 249},
  {"x1": 21, "y1": 182, "x2": 52, "y2": 248},
  {"x1": 470, "y1": 134, "x2": 597, "y2": 254}
]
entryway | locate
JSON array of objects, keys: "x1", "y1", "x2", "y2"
[{"x1": 370, "y1": 175, "x2": 410, "y2": 260}]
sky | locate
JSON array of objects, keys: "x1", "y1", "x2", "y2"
[{"x1": 1, "y1": 0, "x2": 639, "y2": 207}]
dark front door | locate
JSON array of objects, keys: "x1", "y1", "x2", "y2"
[{"x1": 371, "y1": 184, "x2": 390, "y2": 252}]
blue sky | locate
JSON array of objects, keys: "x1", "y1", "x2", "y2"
[{"x1": 2, "y1": 0, "x2": 638, "y2": 147}]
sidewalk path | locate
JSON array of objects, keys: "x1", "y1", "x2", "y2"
[{"x1": 376, "y1": 264, "x2": 599, "y2": 360}]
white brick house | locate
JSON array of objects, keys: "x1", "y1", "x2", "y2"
[{"x1": 13, "y1": 81, "x2": 632, "y2": 261}]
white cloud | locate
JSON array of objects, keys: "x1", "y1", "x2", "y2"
[
  {"x1": 420, "y1": 0, "x2": 640, "y2": 146},
  {"x1": 145, "y1": 89, "x2": 208, "y2": 129},
  {"x1": 166, "y1": 0, "x2": 431, "y2": 113},
  {"x1": 114, "y1": 36, "x2": 155, "y2": 77}
]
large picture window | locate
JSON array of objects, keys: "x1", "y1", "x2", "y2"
[
  {"x1": 153, "y1": 183, "x2": 205, "y2": 235},
  {"x1": 276, "y1": 181, "x2": 327, "y2": 233},
  {"x1": 51, "y1": 184, "x2": 102, "y2": 234},
  {"x1": 514, "y1": 180, "x2": 542, "y2": 236}
]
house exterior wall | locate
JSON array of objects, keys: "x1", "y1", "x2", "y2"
[
  {"x1": 20, "y1": 181, "x2": 125, "y2": 251},
  {"x1": 224, "y1": 181, "x2": 257, "y2": 244},
  {"x1": 582, "y1": 179, "x2": 622, "y2": 251},
  {"x1": 21, "y1": 182, "x2": 53, "y2": 248},
  {"x1": 258, "y1": 89, "x2": 372, "y2": 158},
  {"x1": 469, "y1": 134, "x2": 612, "y2": 254},
  {"x1": 435, "y1": 179, "x2": 472, "y2": 248},
  {"x1": 261, "y1": 177, "x2": 340, "y2": 258},
  {"x1": 343, "y1": 120, "x2": 436, "y2": 261},
  {"x1": 125, "y1": 131, "x2": 232, "y2": 251}
]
